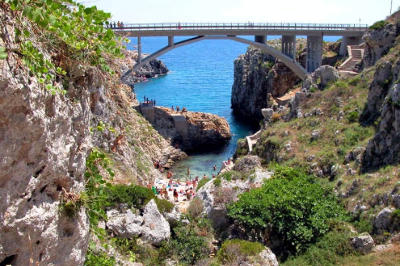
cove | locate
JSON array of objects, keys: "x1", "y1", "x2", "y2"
[{"x1": 126, "y1": 36, "x2": 257, "y2": 179}]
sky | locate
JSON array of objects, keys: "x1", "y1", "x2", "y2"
[{"x1": 90, "y1": 0, "x2": 398, "y2": 26}]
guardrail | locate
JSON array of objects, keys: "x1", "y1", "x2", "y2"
[{"x1": 107, "y1": 22, "x2": 368, "y2": 32}]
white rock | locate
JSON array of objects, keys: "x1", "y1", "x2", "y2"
[
  {"x1": 106, "y1": 209, "x2": 143, "y2": 238},
  {"x1": 351, "y1": 233, "x2": 375, "y2": 254},
  {"x1": 141, "y1": 199, "x2": 171, "y2": 246},
  {"x1": 258, "y1": 247, "x2": 279, "y2": 266}
]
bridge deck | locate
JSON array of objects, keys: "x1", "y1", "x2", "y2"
[{"x1": 112, "y1": 22, "x2": 368, "y2": 37}]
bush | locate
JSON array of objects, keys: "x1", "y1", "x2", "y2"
[
  {"x1": 84, "y1": 249, "x2": 115, "y2": 266},
  {"x1": 369, "y1": 20, "x2": 388, "y2": 30},
  {"x1": 213, "y1": 178, "x2": 222, "y2": 187},
  {"x1": 217, "y1": 239, "x2": 264, "y2": 265},
  {"x1": 166, "y1": 225, "x2": 209, "y2": 265},
  {"x1": 196, "y1": 178, "x2": 210, "y2": 191},
  {"x1": 104, "y1": 184, "x2": 154, "y2": 209},
  {"x1": 188, "y1": 197, "x2": 204, "y2": 219},
  {"x1": 227, "y1": 166, "x2": 347, "y2": 258},
  {"x1": 283, "y1": 222, "x2": 356, "y2": 265},
  {"x1": 346, "y1": 110, "x2": 359, "y2": 123},
  {"x1": 155, "y1": 198, "x2": 174, "y2": 214}
]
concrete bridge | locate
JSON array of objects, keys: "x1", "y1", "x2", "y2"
[{"x1": 113, "y1": 22, "x2": 368, "y2": 80}]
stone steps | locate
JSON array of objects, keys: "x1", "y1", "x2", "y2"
[{"x1": 338, "y1": 44, "x2": 364, "y2": 73}]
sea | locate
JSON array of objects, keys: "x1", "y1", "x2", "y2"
[{"x1": 126, "y1": 35, "x2": 339, "y2": 179}]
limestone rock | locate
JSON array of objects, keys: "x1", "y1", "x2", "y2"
[
  {"x1": 106, "y1": 209, "x2": 144, "y2": 238},
  {"x1": 141, "y1": 199, "x2": 171, "y2": 245},
  {"x1": 363, "y1": 22, "x2": 400, "y2": 67},
  {"x1": 374, "y1": 207, "x2": 394, "y2": 233},
  {"x1": 139, "y1": 106, "x2": 231, "y2": 152},
  {"x1": 164, "y1": 206, "x2": 182, "y2": 225},
  {"x1": 362, "y1": 82, "x2": 400, "y2": 171},
  {"x1": 258, "y1": 247, "x2": 279, "y2": 266},
  {"x1": 351, "y1": 233, "x2": 375, "y2": 254},
  {"x1": 233, "y1": 155, "x2": 262, "y2": 173},
  {"x1": 303, "y1": 65, "x2": 339, "y2": 91},
  {"x1": 118, "y1": 49, "x2": 168, "y2": 87},
  {"x1": 231, "y1": 47, "x2": 300, "y2": 123}
]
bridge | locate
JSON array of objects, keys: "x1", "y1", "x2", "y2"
[{"x1": 113, "y1": 22, "x2": 368, "y2": 80}]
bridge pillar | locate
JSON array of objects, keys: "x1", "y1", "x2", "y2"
[
  {"x1": 255, "y1": 35, "x2": 266, "y2": 44},
  {"x1": 168, "y1": 36, "x2": 174, "y2": 47},
  {"x1": 137, "y1": 36, "x2": 142, "y2": 64},
  {"x1": 282, "y1": 35, "x2": 296, "y2": 59},
  {"x1": 306, "y1": 35, "x2": 323, "y2": 73},
  {"x1": 339, "y1": 36, "x2": 362, "y2": 56}
]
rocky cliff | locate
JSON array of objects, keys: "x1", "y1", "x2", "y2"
[
  {"x1": 139, "y1": 106, "x2": 231, "y2": 152},
  {"x1": 0, "y1": 3, "x2": 182, "y2": 264},
  {"x1": 231, "y1": 47, "x2": 300, "y2": 124}
]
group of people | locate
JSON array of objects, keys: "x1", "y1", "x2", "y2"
[
  {"x1": 106, "y1": 21, "x2": 124, "y2": 29},
  {"x1": 171, "y1": 106, "x2": 187, "y2": 112},
  {"x1": 143, "y1": 96, "x2": 156, "y2": 107},
  {"x1": 151, "y1": 175, "x2": 198, "y2": 202}
]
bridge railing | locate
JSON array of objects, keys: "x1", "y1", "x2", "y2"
[{"x1": 108, "y1": 22, "x2": 368, "y2": 32}]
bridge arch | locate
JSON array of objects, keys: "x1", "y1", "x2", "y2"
[{"x1": 123, "y1": 35, "x2": 307, "y2": 80}]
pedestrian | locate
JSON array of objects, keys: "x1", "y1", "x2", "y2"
[
  {"x1": 176, "y1": 106, "x2": 180, "y2": 112},
  {"x1": 171, "y1": 106, "x2": 174, "y2": 111},
  {"x1": 154, "y1": 100, "x2": 156, "y2": 106},
  {"x1": 213, "y1": 164, "x2": 216, "y2": 171},
  {"x1": 173, "y1": 189, "x2": 179, "y2": 202}
]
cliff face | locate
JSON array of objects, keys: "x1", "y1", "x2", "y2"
[
  {"x1": 139, "y1": 106, "x2": 231, "y2": 152},
  {"x1": 0, "y1": 5, "x2": 180, "y2": 265},
  {"x1": 231, "y1": 47, "x2": 300, "y2": 124},
  {"x1": 360, "y1": 22, "x2": 400, "y2": 171}
]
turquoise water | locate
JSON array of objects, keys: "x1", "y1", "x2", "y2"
[{"x1": 127, "y1": 36, "x2": 340, "y2": 179}]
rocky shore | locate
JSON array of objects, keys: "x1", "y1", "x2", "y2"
[
  {"x1": 117, "y1": 49, "x2": 169, "y2": 87},
  {"x1": 139, "y1": 105, "x2": 232, "y2": 152}
]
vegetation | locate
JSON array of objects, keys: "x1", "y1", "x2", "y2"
[
  {"x1": 196, "y1": 177, "x2": 210, "y2": 191},
  {"x1": 217, "y1": 239, "x2": 264, "y2": 265},
  {"x1": 369, "y1": 20, "x2": 388, "y2": 30},
  {"x1": 227, "y1": 165, "x2": 347, "y2": 258},
  {"x1": 3, "y1": 0, "x2": 124, "y2": 94},
  {"x1": 283, "y1": 222, "x2": 356, "y2": 266}
]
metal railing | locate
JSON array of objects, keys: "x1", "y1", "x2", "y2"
[{"x1": 107, "y1": 22, "x2": 368, "y2": 32}]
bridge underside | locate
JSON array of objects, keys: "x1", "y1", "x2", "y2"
[{"x1": 123, "y1": 33, "x2": 362, "y2": 81}]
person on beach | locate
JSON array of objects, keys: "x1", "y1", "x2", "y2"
[
  {"x1": 171, "y1": 106, "x2": 174, "y2": 111},
  {"x1": 176, "y1": 106, "x2": 180, "y2": 112},
  {"x1": 187, "y1": 167, "x2": 190, "y2": 177},
  {"x1": 167, "y1": 171, "x2": 173, "y2": 179},
  {"x1": 173, "y1": 189, "x2": 179, "y2": 202}
]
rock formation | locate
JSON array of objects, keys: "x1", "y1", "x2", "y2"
[
  {"x1": 139, "y1": 106, "x2": 231, "y2": 152},
  {"x1": 363, "y1": 22, "x2": 400, "y2": 68},
  {"x1": 0, "y1": 5, "x2": 181, "y2": 264},
  {"x1": 118, "y1": 50, "x2": 168, "y2": 87},
  {"x1": 231, "y1": 47, "x2": 300, "y2": 124}
]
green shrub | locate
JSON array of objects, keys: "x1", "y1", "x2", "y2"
[
  {"x1": 346, "y1": 110, "x2": 360, "y2": 123},
  {"x1": 196, "y1": 178, "x2": 210, "y2": 191},
  {"x1": 283, "y1": 222, "x2": 356, "y2": 266},
  {"x1": 369, "y1": 20, "x2": 388, "y2": 30},
  {"x1": 166, "y1": 225, "x2": 209, "y2": 265},
  {"x1": 104, "y1": 184, "x2": 154, "y2": 209},
  {"x1": 155, "y1": 198, "x2": 174, "y2": 214},
  {"x1": 84, "y1": 249, "x2": 115, "y2": 266},
  {"x1": 391, "y1": 209, "x2": 400, "y2": 231},
  {"x1": 227, "y1": 166, "x2": 347, "y2": 257},
  {"x1": 217, "y1": 239, "x2": 264, "y2": 265},
  {"x1": 213, "y1": 178, "x2": 222, "y2": 187}
]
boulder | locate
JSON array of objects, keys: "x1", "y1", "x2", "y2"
[
  {"x1": 141, "y1": 199, "x2": 171, "y2": 245},
  {"x1": 106, "y1": 209, "x2": 143, "y2": 238},
  {"x1": 374, "y1": 207, "x2": 394, "y2": 233},
  {"x1": 233, "y1": 155, "x2": 262, "y2": 173},
  {"x1": 303, "y1": 65, "x2": 339, "y2": 91},
  {"x1": 258, "y1": 247, "x2": 279, "y2": 266},
  {"x1": 351, "y1": 233, "x2": 375, "y2": 254}
]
